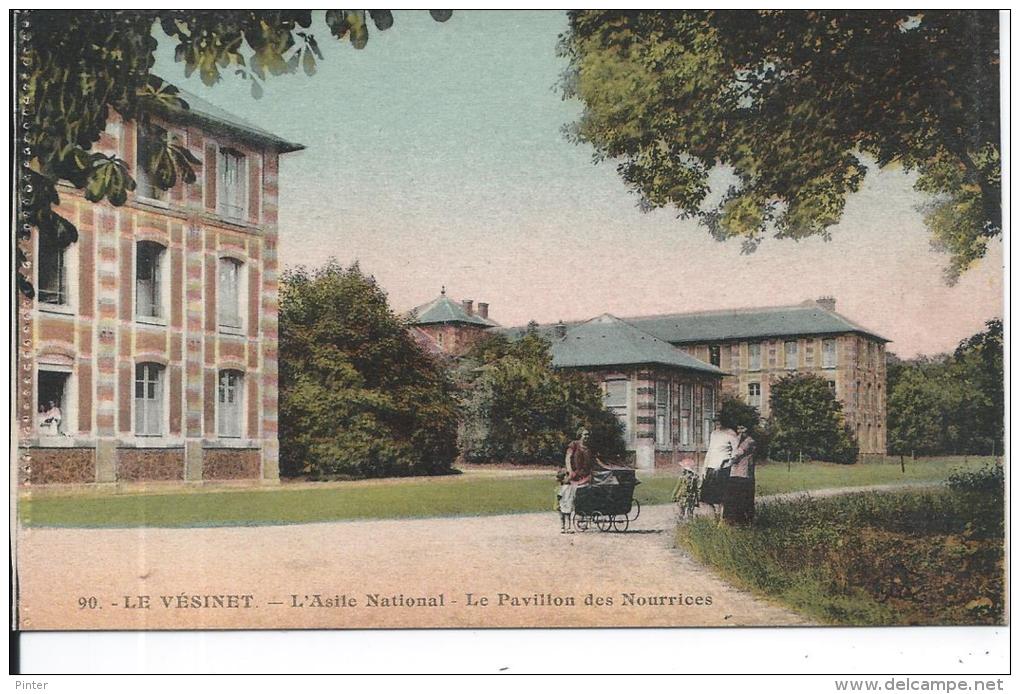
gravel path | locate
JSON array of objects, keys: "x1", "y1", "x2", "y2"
[{"x1": 17, "y1": 483, "x2": 936, "y2": 630}]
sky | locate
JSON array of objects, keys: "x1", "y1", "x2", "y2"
[{"x1": 153, "y1": 10, "x2": 1004, "y2": 358}]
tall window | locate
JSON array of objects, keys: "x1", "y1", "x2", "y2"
[
  {"x1": 747, "y1": 382, "x2": 761, "y2": 410},
  {"x1": 136, "y1": 241, "x2": 166, "y2": 319},
  {"x1": 217, "y1": 147, "x2": 247, "y2": 220},
  {"x1": 748, "y1": 342, "x2": 762, "y2": 371},
  {"x1": 828, "y1": 380, "x2": 837, "y2": 395},
  {"x1": 784, "y1": 341, "x2": 798, "y2": 369},
  {"x1": 604, "y1": 380, "x2": 629, "y2": 439},
  {"x1": 38, "y1": 231, "x2": 67, "y2": 305},
  {"x1": 702, "y1": 386, "x2": 715, "y2": 444},
  {"x1": 136, "y1": 122, "x2": 168, "y2": 201},
  {"x1": 655, "y1": 381, "x2": 671, "y2": 445},
  {"x1": 218, "y1": 258, "x2": 243, "y2": 330},
  {"x1": 680, "y1": 383, "x2": 693, "y2": 446},
  {"x1": 218, "y1": 370, "x2": 245, "y2": 438},
  {"x1": 37, "y1": 369, "x2": 70, "y2": 436},
  {"x1": 134, "y1": 363, "x2": 165, "y2": 436},
  {"x1": 823, "y1": 339, "x2": 837, "y2": 368},
  {"x1": 708, "y1": 345, "x2": 721, "y2": 367}
]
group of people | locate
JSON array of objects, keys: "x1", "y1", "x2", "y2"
[{"x1": 685, "y1": 420, "x2": 757, "y2": 525}]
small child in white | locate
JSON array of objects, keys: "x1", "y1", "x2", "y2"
[{"x1": 555, "y1": 468, "x2": 573, "y2": 533}]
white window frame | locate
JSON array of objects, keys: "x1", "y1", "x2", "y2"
[
  {"x1": 217, "y1": 257, "x2": 246, "y2": 333},
  {"x1": 217, "y1": 147, "x2": 248, "y2": 221},
  {"x1": 135, "y1": 121, "x2": 170, "y2": 204},
  {"x1": 702, "y1": 386, "x2": 716, "y2": 444},
  {"x1": 747, "y1": 382, "x2": 761, "y2": 411},
  {"x1": 655, "y1": 380, "x2": 671, "y2": 446},
  {"x1": 748, "y1": 342, "x2": 762, "y2": 371},
  {"x1": 36, "y1": 365, "x2": 76, "y2": 439},
  {"x1": 823, "y1": 338, "x2": 837, "y2": 368},
  {"x1": 784, "y1": 340, "x2": 798, "y2": 370},
  {"x1": 680, "y1": 383, "x2": 693, "y2": 446},
  {"x1": 603, "y1": 379, "x2": 630, "y2": 441},
  {"x1": 135, "y1": 241, "x2": 169, "y2": 323},
  {"x1": 134, "y1": 362, "x2": 166, "y2": 437},
  {"x1": 217, "y1": 370, "x2": 245, "y2": 439}
]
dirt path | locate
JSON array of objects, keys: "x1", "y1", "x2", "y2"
[{"x1": 17, "y1": 501, "x2": 810, "y2": 630}]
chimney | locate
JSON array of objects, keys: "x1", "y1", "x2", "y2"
[
  {"x1": 816, "y1": 296, "x2": 836, "y2": 312},
  {"x1": 555, "y1": 320, "x2": 567, "y2": 339},
  {"x1": 477, "y1": 302, "x2": 489, "y2": 319},
  {"x1": 461, "y1": 299, "x2": 474, "y2": 315}
]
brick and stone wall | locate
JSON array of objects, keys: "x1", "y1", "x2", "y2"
[
  {"x1": 202, "y1": 448, "x2": 261, "y2": 480},
  {"x1": 25, "y1": 448, "x2": 96, "y2": 485},
  {"x1": 20, "y1": 110, "x2": 289, "y2": 485}
]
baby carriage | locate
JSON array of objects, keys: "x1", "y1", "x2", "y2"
[{"x1": 573, "y1": 468, "x2": 641, "y2": 532}]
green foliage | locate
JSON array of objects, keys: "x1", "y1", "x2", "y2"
[
  {"x1": 459, "y1": 333, "x2": 627, "y2": 464},
  {"x1": 17, "y1": 10, "x2": 451, "y2": 296},
  {"x1": 560, "y1": 10, "x2": 1000, "y2": 281},
  {"x1": 767, "y1": 373, "x2": 858, "y2": 464},
  {"x1": 278, "y1": 261, "x2": 459, "y2": 479},
  {"x1": 677, "y1": 488, "x2": 1005, "y2": 625},
  {"x1": 887, "y1": 320, "x2": 1003, "y2": 456},
  {"x1": 718, "y1": 395, "x2": 769, "y2": 459}
]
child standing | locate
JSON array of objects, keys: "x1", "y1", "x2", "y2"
[{"x1": 555, "y1": 468, "x2": 574, "y2": 533}]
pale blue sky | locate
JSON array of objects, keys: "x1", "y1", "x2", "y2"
[{"x1": 154, "y1": 10, "x2": 1003, "y2": 357}]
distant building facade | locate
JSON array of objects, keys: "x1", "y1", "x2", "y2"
[
  {"x1": 413, "y1": 293, "x2": 889, "y2": 461},
  {"x1": 408, "y1": 289, "x2": 499, "y2": 356},
  {"x1": 18, "y1": 88, "x2": 304, "y2": 485}
]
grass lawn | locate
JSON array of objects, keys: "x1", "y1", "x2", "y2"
[
  {"x1": 676, "y1": 464, "x2": 1005, "y2": 625},
  {"x1": 19, "y1": 456, "x2": 991, "y2": 529}
]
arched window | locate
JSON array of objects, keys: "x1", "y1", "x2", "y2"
[
  {"x1": 217, "y1": 370, "x2": 245, "y2": 438},
  {"x1": 135, "y1": 363, "x2": 165, "y2": 436},
  {"x1": 136, "y1": 241, "x2": 167, "y2": 319}
]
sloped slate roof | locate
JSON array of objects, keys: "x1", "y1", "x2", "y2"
[
  {"x1": 150, "y1": 83, "x2": 305, "y2": 153},
  {"x1": 408, "y1": 295, "x2": 498, "y2": 327},
  {"x1": 624, "y1": 305, "x2": 889, "y2": 343},
  {"x1": 551, "y1": 314, "x2": 723, "y2": 374}
]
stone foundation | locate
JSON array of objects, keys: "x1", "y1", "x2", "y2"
[
  {"x1": 116, "y1": 448, "x2": 185, "y2": 481},
  {"x1": 25, "y1": 447, "x2": 96, "y2": 485},
  {"x1": 202, "y1": 448, "x2": 260, "y2": 480}
]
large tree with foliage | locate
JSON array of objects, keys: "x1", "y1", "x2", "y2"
[
  {"x1": 458, "y1": 332, "x2": 627, "y2": 464},
  {"x1": 560, "y1": 10, "x2": 1000, "y2": 282},
  {"x1": 768, "y1": 373, "x2": 859, "y2": 464},
  {"x1": 279, "y1": 262, "x2": 460, "y2": 479},
  {"x1": 16, "y1": 9, "x2": 450, "y2": 296},
  {"x1": 887, "y1": 319, "x2": 1003, "y2": 457}
]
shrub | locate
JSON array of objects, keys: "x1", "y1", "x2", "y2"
[{"x1": 279, "y1": 262, "x2": 460, "y2": 479}]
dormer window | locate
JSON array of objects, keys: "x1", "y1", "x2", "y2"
[{"x1": 217, "y1": 147, "x2": 247, "y2": 220}]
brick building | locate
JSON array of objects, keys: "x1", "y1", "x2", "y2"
[
  {"x1": 18, "y1": 88, "x2": 303, "y2": 485},
  {"x1": 408, "y1": 288, "x2": 498, "y2": 356},
  {"x1": 472, "y1": 297, "x2": 889, "y2": 461}
]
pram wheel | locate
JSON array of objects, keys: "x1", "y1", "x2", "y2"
[
  {"x1": 629, "y1": 499, "x2": 641, "y2": 521},
  {"x1": 595, "y1": 513, "x2": 613, "y2": 532},
  {"x1": 611, "y1": 514, "x2": 629, "y2": 532},
  {"x1": 574, "y1": 514, "x2": 589, "y2": 531}
]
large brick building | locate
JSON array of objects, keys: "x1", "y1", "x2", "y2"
[
  {"x1": 18, "y1": 88, "x2": 303, "y2": 485},
  {"x1": 414, "y1": 293, "x2": 889, "y2": 462}
]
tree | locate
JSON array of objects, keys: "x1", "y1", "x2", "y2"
[
  {"x1": 278, "y1": 261, "x2": 460, "y2": 479},
  {"x1": 559, "y1": 11, "x2": 1000, "y2": 283},
  {"x1": 768, "y1": 373, "x2": 858, "y2": 464},
  {"x1": 887, "y1": 367, "x2": 944, "y2": 458},
  {"x1": 458, "y1": 332, "x2": 627, "y2": 464},
  {"x1": 17, "y1": 9, "x2": 451, "y2": 296},
  {"x1": 718, "y1": 395, "x2": 769, "y2": 460}
]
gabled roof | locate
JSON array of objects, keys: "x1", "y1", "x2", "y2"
[
  {"x1": 149, "y1": 83, "x2": 305, "y2": 153},
  {"x1": 551, "y1": 314, "x2": 723, "y2": 374},
  {"x1": 623, "y1": 304, "x2": 889, "y2": 343},
  {"x1": 408, "y1": 293, "x2": 498, "y2": 327}
]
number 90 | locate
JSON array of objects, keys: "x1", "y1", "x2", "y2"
[{"x1": 78, "y1": 596, "x2": 98, "y2": 609}]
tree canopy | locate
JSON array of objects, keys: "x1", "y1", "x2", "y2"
[
  {"x1": 768, "y1": 373, "x2": 858, "y2": 464},
  {"x1": 560, "y1": 10, "x2": 1000, "y2": 282},
  {"x1": 278, "y1": 261, "x2": 460, "y2": 479},
  {"x1": 457, "y1": 332, "x2": 627, "y2": 464},
  {"x1": 17, "y1": 10, "x2": 450, "y2": 296}
]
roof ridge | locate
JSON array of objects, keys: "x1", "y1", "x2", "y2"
[{"x1": 623, "y1": 303, "x2": 823, "y2": 321}]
